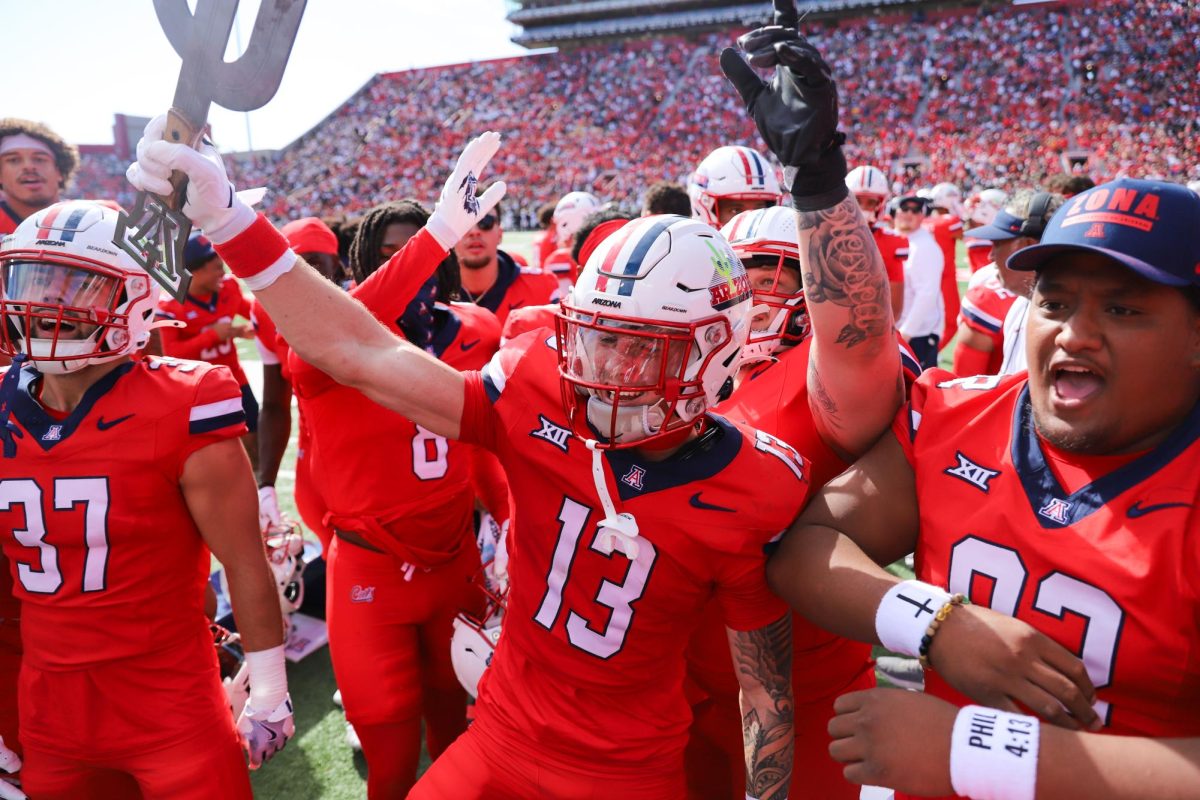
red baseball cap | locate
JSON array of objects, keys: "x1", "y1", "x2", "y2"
[{"x1": 281, "y1": 217, "x2": 338, "y2": 256}]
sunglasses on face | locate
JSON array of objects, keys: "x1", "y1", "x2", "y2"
[
  {"x1": 898, "y1": 203, "x2": 925, "y2": 213},
  {"x1": 475, "y1": 213, "x2": 498, "y2": 231}
]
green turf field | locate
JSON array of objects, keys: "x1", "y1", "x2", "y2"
[{"x1": 230, "y1": 231, "x2": 964, "y2": 796}]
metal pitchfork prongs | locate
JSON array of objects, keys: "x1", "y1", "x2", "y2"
[{"x1": 114, "y1": 0, "x2": 307, "y2": 302}]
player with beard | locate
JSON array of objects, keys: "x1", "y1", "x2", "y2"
[
  {"x1": 769, "y1": 178, "x2": 1200, "y2": 799},
  {"x1": 452, "y1": 193, "x2": 557, "y2": 327}
]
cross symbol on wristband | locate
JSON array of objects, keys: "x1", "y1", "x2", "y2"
[{"x1": 899, "y1": 594, "x2": 937, "y2": 618}]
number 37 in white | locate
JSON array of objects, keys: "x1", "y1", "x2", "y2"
[{"x1": 0, "y1": 478, "x2": 111, "y2": 594}]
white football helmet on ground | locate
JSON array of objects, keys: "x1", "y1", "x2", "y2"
[
  {"x1": 720, "y1": 207, "x2": 809, "y2": 363},
  {"x1": 0, "y1": 201, "x2": 169, "y2": 374},
  {"x1": 450, "y1": 563, "x2": 507, "y2": 699},
  {"x1": 688, "y1": 146, "x2": 782, "y2": 228},
  {"x1": 557, "y1": 214, "x2": 752, "y2": 448}
]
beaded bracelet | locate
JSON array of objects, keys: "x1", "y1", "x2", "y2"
[{"x1": 917, "y1": 593, "x2": 966, "y2": 669}]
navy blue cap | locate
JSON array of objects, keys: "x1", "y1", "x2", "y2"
[
  {"x1": 965, "y1": 208, "x2": 1026, "y2": 241},
  {"x1": 1009, "y1": 178, "x2": 1200, "y2": 287},
  {"x1": 183, "y1": 232, "x2": 217, "y2": 271}
]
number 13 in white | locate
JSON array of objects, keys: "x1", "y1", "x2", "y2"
[{"x1": 533, "y1": 497, "x2": 657, "y2": 659}]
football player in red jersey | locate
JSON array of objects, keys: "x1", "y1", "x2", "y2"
[
  {"x1": 678, "y1": 200, "x2": 916, "y2": 799},
  {"x1": 925, "y1": 182, "x2": 965, "y2": 348},
  {"x1": 278, "y1": 143, "x2": 510, "y2": 798},
  {"x1": 156, "y1": 232, "x2": 258, "y2": 466},
  {"x1": 845, "y1": 164, "x2": 906, "y2": 318},
  {"x1": 0, "y1": 201, "x2": 292, "y2": 799},
  {"x1": 770, "y1": 178, "x2": 1200, "y2": 799},
  {"x1": 130, "y1": 120, "x2": 805, "y2": 798}
]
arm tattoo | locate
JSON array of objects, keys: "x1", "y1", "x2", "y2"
[
  {"x1": 730, "y1": 614, "x2": 793, "y2": 800},
  {"x1": 795, "y1": 196, "x2": 891, "y2": 349},
  {"x1": 810, "y1": 367, "x2": 845, "y2": 431}
]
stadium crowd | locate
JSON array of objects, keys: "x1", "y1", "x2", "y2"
[
  {"x1": 65, "y1": 0, "x2": 1197, "y2": 225},
  {"x1": 3, "y1": 0, "x2": 1199, "y2": 798}
]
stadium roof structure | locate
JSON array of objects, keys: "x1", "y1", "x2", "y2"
[{"x1": 506, "y1": 0, "x2": 930, "y2": 47}]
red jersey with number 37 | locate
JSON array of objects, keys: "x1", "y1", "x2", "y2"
[
  {"x1": 457, "y1": 332, "x2": 807, "y2": 773},
  {"x1": 895, "y1": 370, "x2": 1200, "y2": 741},
  {"x1": 0, "y1": 358, "x2": 247, "y2": 669}
]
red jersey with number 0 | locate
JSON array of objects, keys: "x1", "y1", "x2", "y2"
[
  {"x1": 156, "y1": 276, "x2": 254, "y2": 386},
  {"x1": 895, "y1": 370, "x2": 1200, "y2": 740},
  {"x1": 457, "y1": 332, "x2": 806, "y2": 773}
]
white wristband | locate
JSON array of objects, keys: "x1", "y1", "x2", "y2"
[
  {"x1": 949, "y1": 705, "x2": 1039, "y2": 800},
  {"x1": 875, "y1": 580, "x2": 953, "y2": 657},
  {"x1": 244, "y1": 644, "x2": 289, "y2": 713}
]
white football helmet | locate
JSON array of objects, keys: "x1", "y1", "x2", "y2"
[
  {"x1": 968, "y1": 188, "x2": 1008, "y2": 226},
  {"x1": 720, "y1": 207, "x2": 809, "y2": 363},
  {"x1": 688, "y1": 146, "x2": 782, "y2": 228},
  {"x1": 554, "y1": 191, "x2": 602, "y2": 249},
  {"x1": 264, "y1": 523, "x2": 306, "y2": 614},
  {"x1": 557, "y1": 215, "x2": 752, "y2": 448},
  {"x1": 845, "y1": 165, "x2": 889, "y2": 199},
  {"x1": 220, "y1": 521, "x2": 307, "y2": 615},
  {"x1": 845, "y1": 165, "x2": 890, "y2": 223},
  {"x1": 929, "y1": 182, "x2": 964, "y2": 216},
  {"x1": 0, "y1": 201, "x2": 168, "y2": 374},
  {"x1": 449, "y1": 564, "x2": 506, "y2": 699}
]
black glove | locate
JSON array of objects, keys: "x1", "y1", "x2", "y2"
[{"x1": 721, "y1": 0, "x2": 848, "y2": 211}]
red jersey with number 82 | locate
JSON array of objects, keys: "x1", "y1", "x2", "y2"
[
  {"x1": 895, "y1": 370, "x2": 1200, "y2": 741},
  {"x1": 458, "y1": 332, "x2": 807, "y2": 773}
]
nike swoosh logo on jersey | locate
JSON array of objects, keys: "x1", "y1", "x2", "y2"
[
  {"x1": 1126, "y1": 501, "x2": 1191, "y2": 518},
  {"x1": 460, "y1": 339, "x2": 481, "y2": 351},
  {"x1": 689, "y1": 492, "x2": 736, "y2": 513},
  {"x1": 96, "y1": 413, "x2": 135, "y2": 430}
]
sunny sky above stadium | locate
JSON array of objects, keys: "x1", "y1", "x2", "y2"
[{"x1": 4, "y1": 0, "x2": 528, "y2": 153}]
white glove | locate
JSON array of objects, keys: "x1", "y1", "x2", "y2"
[
  {"x1": 425, "y1": 131, "x2": 507, "y2": 249},
  {"x1": 125, "y1": 114, "x2": 256, "y2": 244},
  {"x1": 258, "y1": 486, "x2": 283, "y2": 534},
  {"x1": 236, "y1": 695, "x2": 295, "y2": 770}
]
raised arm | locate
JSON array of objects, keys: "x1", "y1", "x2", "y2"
[
  {"x1": 727, "y1": 614, "x2": 794, "y2": 800},
  {"x1": 127, "y1": 121, "x2": 505, "y2": 441},
  {"x1": 721, "y1": 0, "x2": 901, "y2": 459}
]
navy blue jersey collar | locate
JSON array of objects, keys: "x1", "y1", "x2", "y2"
[
  {"x1": 185, "y1": 291, "x2": 219, "y2": 313},
  {"x1": 475, "y1": 250, "x2": 519, "y2": 313},
  {"x1": 425, "y1": 306, "x2": 463, "y2": 358},
  {"x1": 1011, "y1": 384, "x2": 1200, "y2": 528},
  {"x1": 605, "y1": 415, "x2": 744, "y2": 501},
  {"x1": 0, "y1": 200, "x2": 22, "y2": 226},
  {"x1": 13, "y1": 361, "x2": 136, "y2": 451}
]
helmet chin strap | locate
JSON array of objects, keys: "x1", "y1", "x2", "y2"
[{"x1": 584, "y1": 438, "x2": 640, "y2": 560}]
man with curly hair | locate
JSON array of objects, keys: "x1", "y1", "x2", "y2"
[{"x1": 0, "y1": 119, "x2": 78, "y2": 235}]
